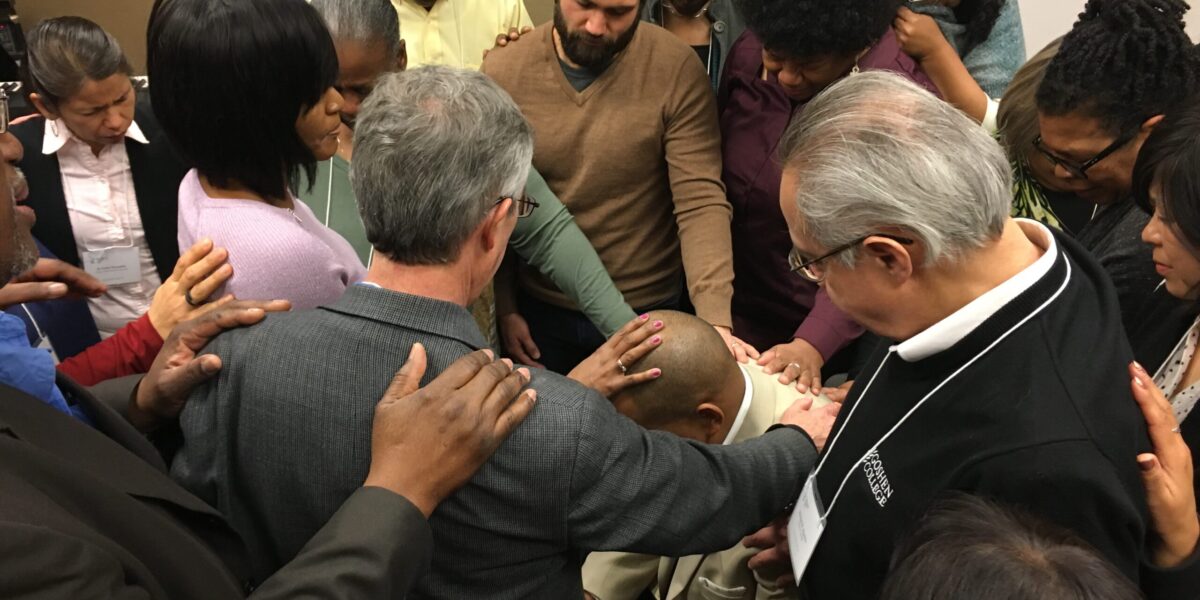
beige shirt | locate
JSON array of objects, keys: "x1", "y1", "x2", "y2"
[
  {"x1": 393, "y1": 0, "x2": 533, "y2": 70},
  {"x1": 43, "y1": 119, "x2": 160, "y2": 338}
]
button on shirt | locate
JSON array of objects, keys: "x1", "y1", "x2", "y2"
[
  {"x1": 43, "y1": 119, "x2": 160, "y2": 338},
  {"x1": 394, "y1": 0, "x2": 533, "y2": 70}
]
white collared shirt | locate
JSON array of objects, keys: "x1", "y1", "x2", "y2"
[
  {"x1": 895, "y1": 219, "x2": 1059, "y2": 362},
  {"x1": 724, "y1": 364, "x2": 755, "y2": 445},
  {"x1": 44, "y1": 118, "x2": 160, "y2": 338}
]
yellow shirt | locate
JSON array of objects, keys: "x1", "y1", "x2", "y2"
[{"x1": 393, "y1": 0, "x2": 534, "y2": 70}]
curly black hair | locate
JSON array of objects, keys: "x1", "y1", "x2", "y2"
[
  {"x1": 735, "y1": 0, "x2": 905, "y2": 59},
  {"x1": 955, "y1": 0, "x2": 1006, "y2": 55},
  {"x1": 1037, "y1": 0, "x2": 1200, "y2": 136}
]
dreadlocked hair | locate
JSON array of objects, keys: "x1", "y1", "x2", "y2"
[
  {"x1": 954, "y1": 0, "x2": 1006, "y2": 55},
  {"x1": 1037, "y1": 0, "x2": 1200, "y2": 136}
]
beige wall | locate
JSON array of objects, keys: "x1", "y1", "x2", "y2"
[
  {"x1": 22, "y1": 0, "x2": 553, "y2": 74},
  {"x1": 1016, "y1": 0, "x2": 1200, "y2": 57},
  {"x1": 19, "y1": 0, "x2": 155, "y2": 72},
  {"x1": 25, "y1": 0, "x2": 1199, "y2": 75}
]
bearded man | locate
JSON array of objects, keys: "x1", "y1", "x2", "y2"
[{"x1": 482, "y1": 0, "x2": 746, "y2": 374}]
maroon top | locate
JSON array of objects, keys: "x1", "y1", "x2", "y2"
[{"x1": 719, "y1": 29, "x2": 939, "y2": 357}]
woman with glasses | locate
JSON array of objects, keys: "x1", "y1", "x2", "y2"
[
  {"x1": 148, "y1": 0, "x2": 368, "y2": 309},
  {"x1": 1033, "y1": 0, "x2": 1200, "y2": 334}
]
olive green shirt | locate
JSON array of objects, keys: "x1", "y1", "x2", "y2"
[{"x1": 297, "y1": 161, "x2": 635, "y2": 337}]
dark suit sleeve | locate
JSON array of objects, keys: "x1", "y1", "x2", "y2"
[
  {"x1": 249, "y1": 487, "x2": 433, "y2": 599},
  {"x1": 567, "y1": 390, "x2": 816, "y2": 556},
  {"x1": 1141, "y1": 549, "x2": 1200, "y2": 600},
  {"x1": 957, "y1": 441, "x2": 1148, "y2": 583}
]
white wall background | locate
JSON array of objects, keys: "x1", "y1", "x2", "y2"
[{"x1": 1018, "y1": 0, "x2": 1200, "y2": 57}]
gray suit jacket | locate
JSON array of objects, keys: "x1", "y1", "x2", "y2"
[{"x1": 173, "y1": 285, "x2": 817, "y2": 599}]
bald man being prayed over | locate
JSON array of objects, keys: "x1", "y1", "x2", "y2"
[{"x1": 582, "y1": 311, "x2": 829, "y2": 600}]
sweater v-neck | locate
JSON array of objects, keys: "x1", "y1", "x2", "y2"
[{"x1": 545, "y1": 25, "x2": 634, "y2": 105}]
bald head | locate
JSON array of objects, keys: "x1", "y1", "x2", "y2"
[{"x1": 614, "y1": 311, "x2": 744, "y2": 434}]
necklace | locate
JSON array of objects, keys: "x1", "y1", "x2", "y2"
[{"x1": 663, "y1": 0, "x2": 712, "y2": 18}]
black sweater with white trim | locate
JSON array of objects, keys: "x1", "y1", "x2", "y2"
[{"x1": 800, "y1": 230, "x2": 1150, "y2": 599}]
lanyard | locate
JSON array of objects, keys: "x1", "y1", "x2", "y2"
[
  {"x1": 320, "y1": 158, "x2": 374, "y2": 269},
  {"x1": 811, "y1": 256, "x2": 1074, "y2": 520}
]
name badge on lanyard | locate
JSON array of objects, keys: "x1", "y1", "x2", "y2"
[
  {"x1": 787, "y1": 473, "x2": 827, "y2": 580},
  {"x1": 81, "y1": 246, "x2": 140, "y2": 286}
]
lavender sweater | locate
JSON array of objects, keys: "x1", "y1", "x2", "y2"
[{"x1": 177, "y1": 170, "x2": 366, "y2": 309}]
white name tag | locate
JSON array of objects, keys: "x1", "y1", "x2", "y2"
[
  {"x1": 81, "y1": 246, "x2": 140, "y2": 286},
  {"x1": 787, "y1": 474, "x2": 827, "y2": 582}
]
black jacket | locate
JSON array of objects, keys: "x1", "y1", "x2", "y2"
[
  {"x1": 0, "y1": 374, "x2": 432, "y2": 598},
  {"x1": 11, "y1": 99, "x2": 188, "y2": 281},
  {"x1": 801, "y1": 230, "x2": 1151, "y2": 599}
]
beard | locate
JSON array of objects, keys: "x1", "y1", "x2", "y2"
[
  {"x1": 554, "y1": 3, "x2": 640, "y2": 71},
  {"x1": 6, "y1": 215, "x2": 37, "y2": 281}
]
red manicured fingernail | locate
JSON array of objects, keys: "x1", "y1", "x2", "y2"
[
  {"x1": 639, "y1": 313, "x2": 650, "y2": 321},
  {"x1": 651, "y1": 336, "x2": 662, "y2": 344},
  {"x1": 651, "y1": 368, "x2": 662, "y2": 378},
  {"x1": 653, "y1": 320, "x2": 664, "y2": 329}
]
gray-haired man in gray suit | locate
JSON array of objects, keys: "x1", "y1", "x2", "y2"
[{"x1": 172, "y1": 65, "x2": 832, "y2": 599}]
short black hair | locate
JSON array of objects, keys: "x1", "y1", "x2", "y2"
[
  {"x1": 735, "y1": 0, "x2": 904, "y2": 60},
  {"x1": 881, "y1": 495, "x2": 1143, "y2": 600},
  {"x1": 1134, "y1": 98, "x2": 1200, "y2": 250},
  {"x1": 1037, "y1": 0, "x2": 1200, "y2": 136},
  {"x1": 147, "y1": 0, "x2": 339, "y2": 201}
]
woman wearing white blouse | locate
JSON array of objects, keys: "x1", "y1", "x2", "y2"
[{"x1": 14, "y1": 17, "x2": 189, "y2": 338}]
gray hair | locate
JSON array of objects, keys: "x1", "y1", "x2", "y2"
[
  {"x1": 310, "y1": 0, "x2": 403, "y2": 58},
  {"x1": 351, "y1": 66, "x2": 534, "y2": 265},
  {"x1": 779, "y1": 71, "x2": 1012, "y2": 267},
  {"x1": 24, "y1": 16, "x2": 132, "y2": 110}
]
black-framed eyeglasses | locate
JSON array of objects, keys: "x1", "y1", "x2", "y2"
[
  {"x1": 788, "y1": 234, "x2": 915, "y2": 283},
  {"x1": 494, "y1": 194, "x2": 540, "y2": 218},
  {"x1": 1032, "y1": 132, "x2": 1134, "y2": 180}
]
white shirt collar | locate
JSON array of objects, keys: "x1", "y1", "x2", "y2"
[
  {"x1": 894, "y1": 219, "x2": 1058, "y2": 362},
  {"x1": 724, "y1": 365, "x2": 756, "y2": 445},
  {"x1": 42, "y1": 118, "x2": 149, "y2": 155}
]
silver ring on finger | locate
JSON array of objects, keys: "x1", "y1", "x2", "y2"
[
  {"x1": 617, "y1": 358, "x2": 628, "y2": 375},
  {"x1": 787, "y1": 362, "x2": 802, "y2": 372},
  {"x1": 185, "y1": 288, "x2": 204, "y2": 307}
]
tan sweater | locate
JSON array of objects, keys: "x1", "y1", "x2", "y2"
[{"x1": 482, "y1": 22, "x2": 733, "y2": 327}]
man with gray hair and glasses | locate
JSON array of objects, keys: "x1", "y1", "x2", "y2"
[
  {"x1": 172, "y1": 65, "x2": 832, "y2": 599},
  {"x1": 745, "y1": 71, "x2": 1151, "y2": 599}
]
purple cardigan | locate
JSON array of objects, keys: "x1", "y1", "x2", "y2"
[
  {"x1": 176, "y1": 170, "x2": 366, "y2": 310},
  {"x1": 718, "y1": 30, "x2": 939, "y2": 357}
]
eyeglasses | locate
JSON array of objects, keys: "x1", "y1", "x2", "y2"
[
  {"x1": 494, "y1": 194, "x2": 540, "y2": 218},
  {"x1": 1032, "y1": 133, "x2": 1133, "y2": 180},
  {"x1": 788, "y1": 234, "x2": 915, "y2": 283}
]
